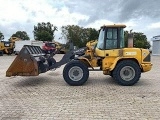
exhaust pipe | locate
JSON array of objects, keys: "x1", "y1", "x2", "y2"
[{"x1": 128, "y1": 33, "x2": 134, "y2": 48}]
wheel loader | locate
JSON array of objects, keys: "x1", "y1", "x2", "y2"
[
  {"x1": 6, "y1": 24, "x2": 152, "y2": 86},
  {"x1": 0, "y1": 41, "x2": 14, "y2": 55},
  {"x1": 0, "y1": 37, "x2": 21, "y2": 55},
  {"x1": 54, "y1": 41, "x2": 67, "y2": 54}
]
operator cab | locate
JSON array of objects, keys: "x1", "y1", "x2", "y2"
[{"x1": 96, "y1": 24, "x2": 126, "y2": 57}]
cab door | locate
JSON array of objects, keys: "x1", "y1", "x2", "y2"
[{"x1": 105, "y1": 28, "x2": 118, "y2": 50}]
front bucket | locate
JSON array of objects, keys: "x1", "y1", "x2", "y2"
[{"x1": 6, "y1": 45, "x2": 46, "y2": 77}]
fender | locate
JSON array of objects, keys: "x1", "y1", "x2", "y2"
[
  {"x1": 77, "y1": 56, "x2": 94, "y2": 69},
  {"x1": 109, "y1": 57, "x2": 140, "y2": 71}
]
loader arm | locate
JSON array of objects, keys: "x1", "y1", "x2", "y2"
[
  {"x1": 6, "y1": 45, "x2": 87, "y2": 77},
  {"x1": 49, "y1": 50, "x2": 74, "y2": 69},
  {"x1": 49, "y1": 47, "x2": 87, "y2": 69}
]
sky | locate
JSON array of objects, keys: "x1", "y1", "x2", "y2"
[{"x1": 0, "y1": 0, "x2": 160, "y2": 43}]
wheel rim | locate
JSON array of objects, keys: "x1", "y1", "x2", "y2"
[
  {"x1": 68, "y1": 66, "x2": 83, "y2": 81},
  {"x1": 120, "y1": 66, "x2": 135, "y2": 81}
]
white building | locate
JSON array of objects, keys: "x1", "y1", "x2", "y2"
[{"x1": 151, "y1": 35, "x2": 160, "y2": 55}]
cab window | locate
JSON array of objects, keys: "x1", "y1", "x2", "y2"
[{"x1": 105, "y1": 28, "x2": 118, "y2": 49}]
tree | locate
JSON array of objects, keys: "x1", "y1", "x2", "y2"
[
  {"x1": 33, "y1": 22, "x2": 57, "y2": 41},
  {"x1": 133, "y1": 32, "x2": 151, "y2": 49},
  {"x1": 0, "y1": 31, "x2": 4, "y2": 40},
  {"x1": 124, "y1": 31, "x2": 151, "y2": 49},
  {"x1": 12, "y1": 31, "x2": 30, "y2": 40},
  {"x1": 61, "y1": 25, "x2": 99, "y2": 48},
  {"x1": 87, "y1": 28, "x2": 99, "y2": 40}
]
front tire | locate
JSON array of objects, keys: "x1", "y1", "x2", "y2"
[
  {"x1": 112, "y1": 60, "x2": 141, "y2": 86},
  {"x1": 0, "y1": 51, "x2": 3, "y2": 56},
  {"x1": 63, "y1": 60, "x2": 89, "y2": 86}
]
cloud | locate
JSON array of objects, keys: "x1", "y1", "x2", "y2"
[
  {"x1": 119, "y1": 0, "x2": 160, "y2": 21},
  {"x1": 85, "y1": 19, "x2": 114, "y2": 29},
  {"x1": 0, "y1": 0, "x2": 160, "y2": 41},
  {"x1": 64, "y1": 0, "x2": 160, "y2": 24},
  {"x1": 148, "y1": 22, "x2": 160, "y2": 29},
  {"x1": 65, "y1": 0, "x2": 123, "y2": 25},
  {"x1": 0, "y1": 0, "x2": 88, "y2": 40}
]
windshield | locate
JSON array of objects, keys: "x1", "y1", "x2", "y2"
[{"x1": 97, "y1": 29, "x2": 105, "y2": 49}]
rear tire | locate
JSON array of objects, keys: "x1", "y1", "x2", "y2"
[
  {"x1": 112, "y1": 60, "x2": 141, "y2": 86},
  {"x1": 63, "y1": 60, "x2": 89, "y2": 86}
]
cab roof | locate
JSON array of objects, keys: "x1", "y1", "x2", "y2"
[{"x1": 102, "y1": 24, "x2": 126, "y2": 28}]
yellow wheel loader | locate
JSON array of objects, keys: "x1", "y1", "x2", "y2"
[
  {"x1": 0, "y1": 41, "x2": 14, "y2": 55},
  {"x1": 0, "y1": 37, "x2": 20, "y2": 56},
  {"x1": 54, "y1": 42, "x2": 66, "y2": 54},
  {"x1": 6, "y1": 24, "x2": 152, "y2": 86}
]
